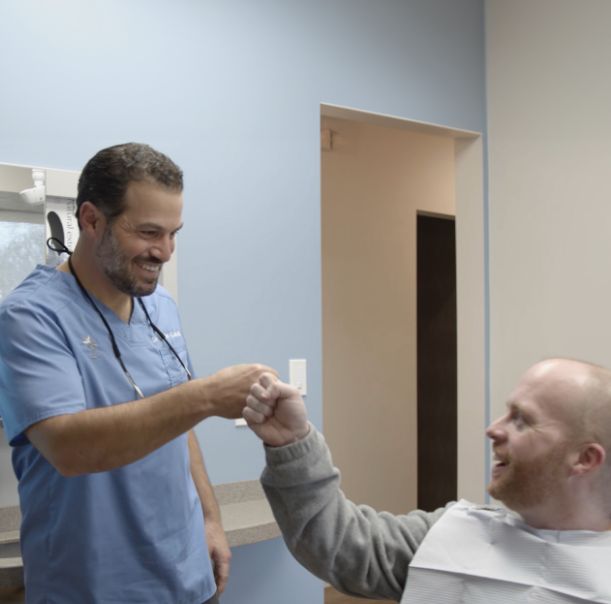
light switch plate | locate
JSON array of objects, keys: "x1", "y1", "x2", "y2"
[{"x1": 289, "y1": 358, "x2": 307, "y2": 395}]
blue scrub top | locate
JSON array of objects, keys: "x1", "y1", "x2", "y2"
[{"x1": 0, "y1": 265, "x2": 215, "y2": 603}]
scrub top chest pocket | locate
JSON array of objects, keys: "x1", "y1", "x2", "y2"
[
  {"x1": 137, "y1": 295, "x2": 192, "y2": 391},
  {"x1": 154, "y1": 328, "x2": 191, "y2": 387}
]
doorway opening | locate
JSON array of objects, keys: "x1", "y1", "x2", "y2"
[{"x1": 321, "y1": 103, "x2": 485, "y2": 518}]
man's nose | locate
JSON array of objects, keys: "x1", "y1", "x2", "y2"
[
  {"x1": 151, "y1": 235, "x2": 174, "y2": 262},
  {"x1": 485, "y1": 416, "x2": 505, "y2": 441}
]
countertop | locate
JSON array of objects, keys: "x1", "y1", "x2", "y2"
[
  {"x1": 214, "y1": 480, "x2": 280, "y2": 547},
  {"x1": 215, "y1": 480, "x2": 280, "y2": 547},
  {"x1": 0, "y1": 479, "x2": 279, "y2": 601}
]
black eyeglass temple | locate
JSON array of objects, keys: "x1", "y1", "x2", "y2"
[{"x1": 46, "y1": 237, "x2": 73, "y2": 256}]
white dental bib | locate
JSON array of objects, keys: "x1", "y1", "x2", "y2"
[{"x1": 403, "y1": 500, "x2": 611, "y2": 603}]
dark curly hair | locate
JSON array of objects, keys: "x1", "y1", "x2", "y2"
[{"x1": 76, "y1": 143, "x2": 183, "y2": 225}]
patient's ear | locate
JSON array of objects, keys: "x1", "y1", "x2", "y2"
[{"x1": 570, "y1": 443, "x2": 606, "y2": 476}]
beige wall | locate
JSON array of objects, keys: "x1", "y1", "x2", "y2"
[
  {"x1": 486, "y1": 0, "x2": 611, "y2": 420},
  {"x1": 322, "y1": 116, "x2": 457, "y2": 513},
  {"x1": 454, "y1": 136, "x2": 486, "y2": 502}
]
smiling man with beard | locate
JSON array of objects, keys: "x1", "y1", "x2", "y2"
[
  {"x1": 0, "y1": 143, "x2": 273, "y2": 604},
  {"x1": 485, "y1": 359, "x2": 610, "y2": 529},
  {"x1": 243, "y1": 358, "x2": 611, "y2": 603}
]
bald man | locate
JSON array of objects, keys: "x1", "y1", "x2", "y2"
[{"x1": 243, "y1": 359, "x2": 611, "y2": 603}]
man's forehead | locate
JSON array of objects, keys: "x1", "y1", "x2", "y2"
[
  {"x1": 121, "y1": 181, "x2": 183, "y2": 218},
  {"x1": 119, "y1": 213, "x2": 183, "y2": 232},
  {"x1": 526, "y1": 358, "x2": 592, "y2": 382},
  {"x1": 511, "y1": 361, "x2": 589, "y2": 422}
]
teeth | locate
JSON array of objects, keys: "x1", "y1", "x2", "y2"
[{"x1": 137, "y1": 262, "x2": 161, "y2": 273}]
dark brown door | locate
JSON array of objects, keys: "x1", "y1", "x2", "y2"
[{"x1": 417, "y1": 213, "x2": 457, "y2": 511}]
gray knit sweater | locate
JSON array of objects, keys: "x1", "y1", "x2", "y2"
[{"x1": 261, "y1": 426, "x2": 449, "y2": 602}]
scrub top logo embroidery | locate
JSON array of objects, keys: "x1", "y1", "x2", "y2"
[
  {"x1": 153, "y1": 330, "x2": 182, "y2": 345},
  {"x1": 82, "y1": 335, "x2": 98, "y2": 358}
]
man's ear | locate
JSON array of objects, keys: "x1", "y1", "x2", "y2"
[
  {"x1": 570, "y1": 443, "x2": 606, "y2": 476},
  {"x1": 78, "y1": 201, "x2": 105, "y2": 235}
]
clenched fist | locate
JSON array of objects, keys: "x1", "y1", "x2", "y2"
[
  {"x1": 200, "y1": 364, "x2": 277, "y2": 419},
  {"x1": 243, "y1": 373, "x2": 309, "y2": 447}
]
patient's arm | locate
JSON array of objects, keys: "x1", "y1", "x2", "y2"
[{"x1": 244, "y1": 376, "x2": 448, "y2": 600}]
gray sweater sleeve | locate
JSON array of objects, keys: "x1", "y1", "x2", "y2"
[{"x1": 261, "y1": 425, "x2": 449, "y2": 601}]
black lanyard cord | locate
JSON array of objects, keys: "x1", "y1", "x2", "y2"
[
  {"x1": 68, "y1": 257, "x2": 145, "y2": 398},
  {"x1": 47, "y1": 237, "x2": 72, "y2": 257},
  {"x1": 48, "y1": 237, "x2": 191, "y2": 395},
  {"x1": 137, "y1": 299, "x2": 192, "y2": 380}
]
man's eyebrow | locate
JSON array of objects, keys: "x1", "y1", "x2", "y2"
[
  {"x1": 137, "y1": 222, "x2": 184, "y2": 232},
  {"x1": 507, "y1": 401, "x2": 536, "y2": 420},
  {"x1": 505, "y1": 399, "x2": 518, "y2": 411}
]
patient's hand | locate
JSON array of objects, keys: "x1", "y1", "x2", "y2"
[{"x1": 243, "y1": 373, "x2": 309, "y2": 447}]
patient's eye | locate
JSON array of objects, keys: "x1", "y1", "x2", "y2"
[{"x1": 509, "y1": 407, "x2": 528, "y2": 430}]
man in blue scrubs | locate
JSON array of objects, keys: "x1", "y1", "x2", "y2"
[{"x1": 0, "y1": 143, "x2": 270, "y2": 603}]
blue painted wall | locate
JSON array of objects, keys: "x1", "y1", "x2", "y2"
[{"x1": 0, "y1": 1, "x2": 485, "y2": 601}]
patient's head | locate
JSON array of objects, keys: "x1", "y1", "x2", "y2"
[{"x1": 486, "y1": 358, "x2": 611, "y2": 529}]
